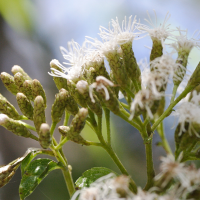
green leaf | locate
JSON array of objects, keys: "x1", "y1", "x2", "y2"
[
  {"x1": 75, "y1": 167, "x2": 117, "y2": 189},
  {"x1": 21, "y1": 149, "x2": 54, "y2": 176},
  {"x1": 19, "y1": 158, "x2": 61, "y2": 200}
]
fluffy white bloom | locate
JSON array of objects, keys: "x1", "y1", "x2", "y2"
[
  {"x1": 76, "y1": 80, "x2": 88, "y2": 94},
  {"x1": 141, "y1": 11, "x2": 172, "y2": 42},
  {"x1": 85, "y1": 37, "x2": 119, "y2": 57},
  {"x1": 174, "y1": 92, "x2": 200, "y2": 137},
  {"x1": 155, "y1": 154, "x2": 185, "y2": 188},
  {"x1": 49, "y1": 40, "x2": 86, "y2": 83},
  {"x1": 89, "y1": 76, "x2": 114, "y2": 103},
  {"x1": 171, "y1": 27, "x2": 200, "y2": 53},
  {"x1": 129, "y1": 89, "x2": 161, "y2": 120},
  {"x1": 150, "y1": 54, "x2": 185, "y2": 85},
  {"x1": 71, "y1": 173, "x2": 134, "y2": 200},
  {"x1": 99, "y1": 15, "x2": 143, "y2": 45}
]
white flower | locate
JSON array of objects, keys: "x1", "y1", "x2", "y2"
[
  {"x1": 174, "y1": 96, "x2": 200, "y2": 137},
  {"x1": 129, "y1": 89, "x2": 161, "y2": 120},
  {"x1": 155, "y1": 154, "x2": 185, "y2": 188},
  {"x1": 71, "y1": 173, "x2": 134, "y2": 200},
  {"x1": 141, "y1": 11, "x2": 172, "y2": 42},
  {"x1": 150, "y1": 54, "x2": 185, "y2": 85},
  {"x1": 99, "y1": 15, "x2": 142, "y2": 45},
  {"x1": 89, "y1": 76, "x2": 114, "y2": 103},
  {"x1": 49, "y1": 40, "x2": 86, "y2": 83},
  {"x1": 171, "y1": 27, "x2": 200, "y2": 53},
  {"x1": 85, "y1": 37, "x2": 119, "y2": 58}
]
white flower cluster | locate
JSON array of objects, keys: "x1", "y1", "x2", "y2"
[
  {"x1": 174, "y1": 91, "x2": 200, "y2": 137},
  {"x1": 155, "y1": 154, "x2": 200, "y2": 199},
  {"x1": 49, "y1": 11, "x2": 200, "y2": 121},
  {"x1": 71, "y1": 172, "x2": 181, "y2": 200}
]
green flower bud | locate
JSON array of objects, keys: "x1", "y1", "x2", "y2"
[
  {"x1": 51, "y1": 88, "x2": 78, "y2": 123},
  {"x1": 16, "y1": 93, "x2": 33, "y2": 120},
  {"x1": 105, "y1": 49, "x2": 128, "y2": 88},
  {"x1": 58, "y1": 125, "x2": 89, "y2": 146},
  {"x1": 39, "y1": 123, "x2": 51, "y2": 149},
  {"x1": 32, "y1": 79, "x2": 47, "y2": 107},
  {"x1": 0, "y1": 93, "x2": 20, "y2": 119},
  {"x1": 150, "y1": 39, "x2": 163, "y2": 62},
  {"x1": 11, "y1": 65, "x2": 32, "y2": 81},
  {"x1": 70, "y1": 108, "x2": 88, "y2": 134},
  {"x1": 33, "y1": 96, "x2": 46, "y2": 133},
  {"x1": 76, "y1": 80, "x2": 102, "y2": 116},
  {"x1": 14, "y1": 72, "x2": 26, "y2": 93},
  {"x1": 23, "y1": 80, "x2": 34, "y2": 101},
  {"x1": 0, "y1": 72, "x2": 18, "y2": 95},
  {"x1": 67, "y1": 80, "x2": 87, "y2": 108},
  {"x1": 0, "y1": 114, "x2": 38, "y2": 140},
  {"x1": 0, "y1": 163, "x2": 19, "y2": 188},
  {"x1": 173, "y1": 50, "x2": 189, "y2": 86},
  {"x1": 120, "y1": 41, "x2": 141, "y2": 84},
  {"x1": 187, "y1": 62, "x2": 200, "y2": 89},
  {"x1": 50, "y1": 60, "x2": 68, "y2": 90}
]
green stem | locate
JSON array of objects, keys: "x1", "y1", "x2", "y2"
[
  {"x1": 120, "y1": 102, "x2": 130, "y2": 110},
  {"x1": 51, "y1": 140, "x2": 75, "y2": 197},
  {"x1": 102, "y1": 144, "x2": 137, "y2": 193},
  {"x1": 55, "y1": 137, "x2": 69, "y2": 150},
  {"x1": 170, "y1": 84, "x2": 178, "y2": 103},
  {"x1": 21, "y1": 122, "x2": 36, "y2": 131},
  {"x1": 151, "y1": 86, "x2": 193, "y2": 132},
  {"x1": 144, "y1": 140, "x2": 155, "y2": 190},
  {"x1": 104, "y1": 108, "x2": 111, "y2": 145},
  {"x1": 64, "y1": 110, "x2": 70, "y2": 126},
  {"x1": 118, "y1": 108, "x2": 142, "y2": 131},
  {"x1": 19, "y1": 115, "x2": 29, "y2": 120},
  {"x1": 50, "y1": 122, "x2": 57, "y2": 137},
  {"x1": 157, "y1": 121, "x2": 173, "y2": 155}
]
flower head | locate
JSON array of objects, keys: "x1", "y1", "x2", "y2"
[
  {"x1": 171, "y1": 27, "x2": 200, "y2": 53},
  {"x1": 99, "y1": 15, "x2": 142, "y2": 45},
  {"x1": 89, "y1": 76, "x2": 114, "y2": 103},
  {"x1": 174, "y1": 92, "x2": 200, "y2": 137},
  {"x1": 49, "y1": 40, "x2": 86, "y2": 83},
  {"x1": 141, "y1": 11, "x2": 172, "y2": 42}
]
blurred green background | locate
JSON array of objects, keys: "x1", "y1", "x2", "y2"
[{"x1": 0, "y1": 0, "x2": 200, "y2": 199}]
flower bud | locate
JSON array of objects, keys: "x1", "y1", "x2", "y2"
[
  {"x1": 51, "y1": 88, "x2": 78, "y2": 123},
  {"x1": 39, "y1": 123, "x2": 51, "y2": 149},
  {"x1": 16, "y1": 93, "x2": 33, "y2": 120},
  {"x1": 32, "y1": 79, "x2": 47, "y2": 107},
  {"x1": 14, "y1": 72, "x2": 26, "y2": 93},
  {"x1": 150, "y1": 39, "x2": 163, "y2": 62},
  {"x1": 11, "y1": 65, "x2": 32, "y2": 81},
  {"x1": 76, "y1": 80, "x2": 102, "y2": 116},
  {"x1": 50, "y1": 59, "x2": 68, "y2": 90},
  {"x1": 105, "y1": 49, "x2": 129, "y2": 89},
  {"x1": 120, "y1": 41, "x2": 141, "y2": 84},
  {"x1": 58, "y1": 125, "x2": 89, "y2": 146},
  {"x1": 67, "y1": 80, "x2": 87, "y2": 108},
  {"x1": 0, "y1": 114, "x2": 38, "y2": 140},
  {"x1": 0, "y1": 72, "x2": 18, "y2": 95},
  {"x1": 0, "y1": 164, "x2": 19, "y2": 188},
  {"x1": 187, "y1": 62, "x2": 200, "y2": 89},
  {"x1": 70, "y1": 108, "x2": 88, "y2": 134},
  {"x1": 33, "y1": 96, "x2": 46, "y2": 133},
  {"x1": 0, "y1": 93, "x2": 20, "y2": 119},
  {"x1": 23, "y1": 80, "x2": 34, "y2": 101}
]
